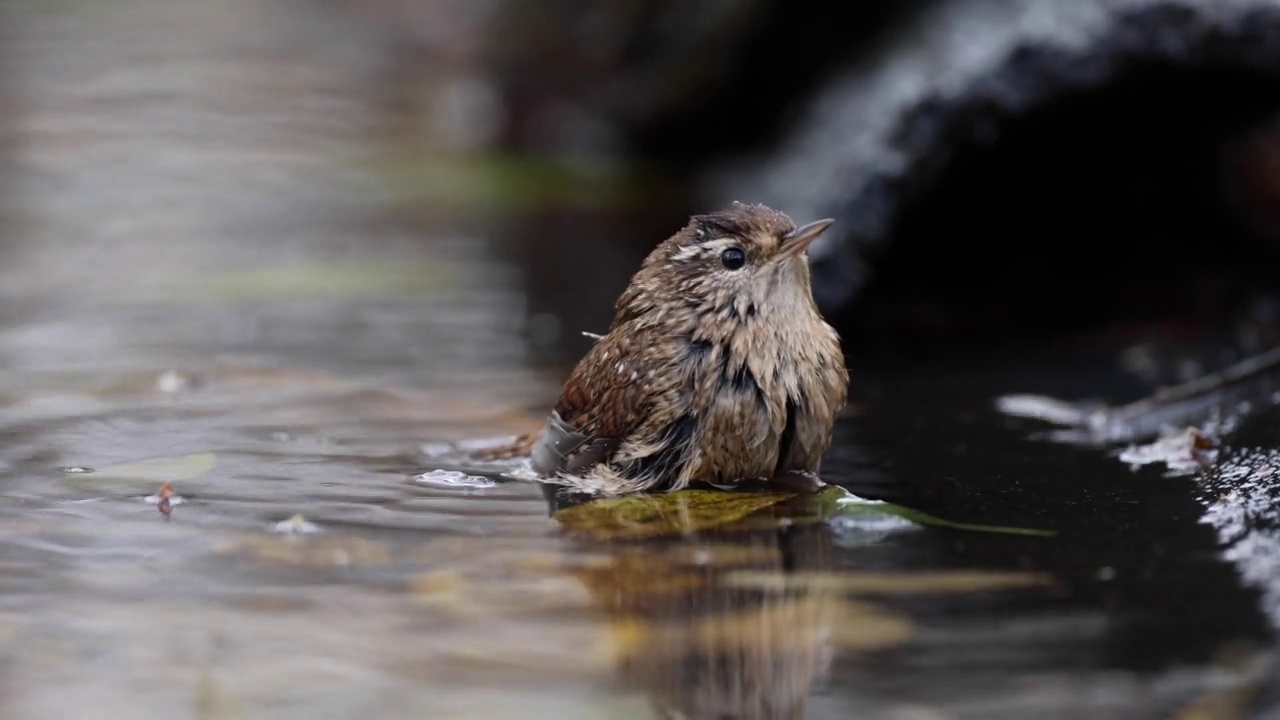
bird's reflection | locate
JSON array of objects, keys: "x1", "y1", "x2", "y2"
[{"x1": 543, "y1": 484, "x2": 911, "y2": 720}]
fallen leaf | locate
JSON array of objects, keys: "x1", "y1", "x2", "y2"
[
  {"x1": 837, "y1": 497, "x2": 1057, "y2": 537},
  {"x1": 219, "y1": 534, "x2": 393, "y2": 569},
  {"x1": 82, "y1": 452, "x2": 216, "y2": 484}
]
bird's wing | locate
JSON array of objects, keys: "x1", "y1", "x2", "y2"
[
  {"x1": 530, "y1": 334, "x2": 657, "y2": 479},
  {"x1": 530, "y1": 409, "x2": 620, "y2": 477}
]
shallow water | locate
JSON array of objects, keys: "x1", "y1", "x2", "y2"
[
  {"x1": 2, "y1": 1, "x2": 1280, "y2": 719},
  {"x1": 4, "y1": 303, "x2": 1277, "y2": 720}
]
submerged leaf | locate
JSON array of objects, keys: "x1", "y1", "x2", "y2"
[{"x1": 219, "y1": 533, "x2": 393, "y2": 569}]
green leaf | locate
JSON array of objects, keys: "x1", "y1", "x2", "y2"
[
  {"x1": 835, "y1": 494, "x2": 1057, "y2": 537},
  {"x1": 70, "y1": 452, "x2": 216, "y2": 484}
]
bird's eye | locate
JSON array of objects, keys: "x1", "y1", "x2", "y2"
[{"x1": 720, "y1": 246, "x2": 747, "y2": 270}]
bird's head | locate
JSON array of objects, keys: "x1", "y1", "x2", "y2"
[{"x1": 614, "y1": 202, "x2": 834, "y2": 331}]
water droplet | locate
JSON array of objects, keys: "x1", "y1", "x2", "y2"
[{"x1": 414, "y1": 469, "x2": 496, "y2": 490}]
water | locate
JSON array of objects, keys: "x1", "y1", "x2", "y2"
[{"x1": 0, "y1": 1, "x2": 1278, "y2": 718}]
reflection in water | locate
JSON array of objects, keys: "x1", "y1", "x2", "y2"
[
  {"x1": 587, "y1": 537, "x2": 845, "y2": 717},
  {"x1": 610, "y1": 553, "x2": 844, "y2": 719},
  {"x1": 547, "y1": 488, "x2": 909, "y2": 719}
]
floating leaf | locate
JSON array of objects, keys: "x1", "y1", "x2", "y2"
[
  {"x1": 857, "y1": 502, "x2": 1057, "y2": 537},
  {"x1": 834, "y1": 492, "x2": 1056, "y2": 537},
  {"x1": 553, "y1": 489, "x2": 795, "y2": 540},
  {"x1": 70, "y1": 452, "x2": 216, "y2": 485},
  {"x1": 553, "y1": 484, "x2": 1053, "y2": 539}
]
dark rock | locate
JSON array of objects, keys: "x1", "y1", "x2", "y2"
[{"x1": 710, "y1": 0, "x2": 1280, "y2": 337}]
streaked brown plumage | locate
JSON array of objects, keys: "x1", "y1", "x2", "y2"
[{"x1": 530, "y1": 202, "x2": 848, "y2": 494}]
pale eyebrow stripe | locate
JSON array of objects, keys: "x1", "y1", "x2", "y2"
[
  {"x1": 672, "y1": 238, "x2": 737, "y2": 262},
  {"x1": 671, "y1": 245, "x2": 703, "y2": 262}
]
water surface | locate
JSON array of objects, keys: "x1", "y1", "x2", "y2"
[{"x1": 0, "y1": 1, "x2": 1278, "y2": 719}]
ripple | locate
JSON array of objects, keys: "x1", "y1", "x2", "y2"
[{"x1": 413, "y1": 469, "x2": 497, "y2": 490}]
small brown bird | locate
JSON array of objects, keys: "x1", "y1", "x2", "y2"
[{"x1": 530, "y1": 202, "x2": 848, "y2": 494}]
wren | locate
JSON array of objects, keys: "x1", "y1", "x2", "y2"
[{"x1": 529, "y1": 202, "x2": 849, "y2": 495}]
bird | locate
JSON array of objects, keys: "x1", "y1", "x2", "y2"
[{"x1": 528, "y1": 202, "x2": 848, "y2": 495}]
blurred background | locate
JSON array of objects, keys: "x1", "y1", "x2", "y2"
[
  {"x1": 6, "y1": 0, "x2": 1280, "y2": 372},
  {"x1": 4, "y1": 0, "x2": 1280, "y2": 717}
]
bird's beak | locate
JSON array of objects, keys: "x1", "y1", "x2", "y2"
[{"x1": 780, "y1": 218, "x2": 835, "y2": 258}]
